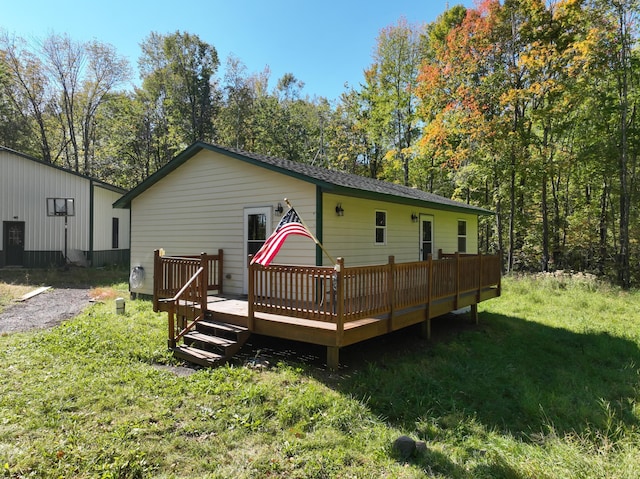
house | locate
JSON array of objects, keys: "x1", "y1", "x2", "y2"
[
  {"x1": 115, "y1": 141, "x2": 493, "y2": 297},
  {"x1": 115, "y1": 141, "x2": 501, "y2": 369},
  {"x1": 0, "y1": 146, "x2": 130, "y2": 268}
]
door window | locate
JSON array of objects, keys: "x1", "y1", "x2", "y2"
[
  {"x1": 247, "y1": 213, "x2": 267, "y2": 255},
  {"x1": 244, "y1": 207, "x2": 272, "y2": 294},
  {"x1": 420, "y1": 216, "x2": 433, "y2": 260}
]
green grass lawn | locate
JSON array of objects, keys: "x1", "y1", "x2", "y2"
[{"x1": 1, "y1": 272, "x2": 640, "y2": 478}]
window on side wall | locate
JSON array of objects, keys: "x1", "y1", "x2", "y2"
[
  {"x1": 457, "y1": 220, "x2": 467, "y2": 253},
  {"x1": 375, "y1": 211, "x2": 386, "y2": 245},
  {"x1": 112, "y1": 217, "x2": 119, "y2": 249}
]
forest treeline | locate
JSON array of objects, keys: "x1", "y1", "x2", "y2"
[{"x1": 1, "y1": 0, "x2": 638, "y2": 287}]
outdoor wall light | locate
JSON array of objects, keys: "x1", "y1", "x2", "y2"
[
  {"x1": 411, "y1": 212, "x2": 419, "y2": 222},
  {"x1": 275, "y1": 203, "x2": 284, "y2": 215},
  {"x1": 335, "y1": 203, "x2": 344, "y2": 216}
]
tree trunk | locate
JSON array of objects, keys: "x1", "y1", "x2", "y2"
[
  {"x1": 598, "y1": 181, "x2": 609, "y2": 276},
  {"x1": 541, "y1": 172, "x2": 549, "y2": 272}
]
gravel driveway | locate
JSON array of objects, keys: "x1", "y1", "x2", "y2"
[{"x1": 0, "y1": 288, "x2": 92, "y2": 334}]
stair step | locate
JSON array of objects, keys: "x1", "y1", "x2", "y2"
[
  {"x1": 184, "y1": 331, "x2": 235, "y2": 348},
  {"x1": 172, "y1": 345, "x2": 225, "y2": 367},
  {"x1": 197, "y1": 320, "x2": 248, "y2": 334},
  {"x1": 171, "y1": 319, "x2": 251, "y2": 368}
]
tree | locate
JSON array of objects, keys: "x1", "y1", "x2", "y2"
[
  {"x1": 369, "y1": 18, "x2": 424, "y2": 185},
  {"x1": 0, "y1": 32, "x2": 54, "y2": 163},
  {"x1": 78, "y1": 40, "x2": 130, "y2": 176},
  {"x1": 217, "y1": 55, "x2": 254, "y2": 150},
  {"x1": 0, "y1": 43, "x2": 34, "y2": 152},
  {"x1": 41, "y1": 33, "x2": 85, "y2": 172},
  {"x1": 588, "y1": 0, "x2": 639, "y2": 289},
  {"x1": 138, "y1": 31, "x2": 220, "y2": 167}
]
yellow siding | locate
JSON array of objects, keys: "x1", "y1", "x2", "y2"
[
  {"x1": 321, "y1": 193, "x2": 478, "y2": 266},
  {"x1": 129, "y1": 150, "x2": 316, "y2": 295},
  {"x1": 128, "y1": 149, "x2": 483, "y2": 296}
]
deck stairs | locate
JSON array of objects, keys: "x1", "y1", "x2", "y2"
[{"x1": 172, "y1": 316, "x2": 250, "y2": 368}]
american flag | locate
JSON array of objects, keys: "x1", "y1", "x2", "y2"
[{"x1": 250, "y1": 208, "x2": 314, "y2": 267}]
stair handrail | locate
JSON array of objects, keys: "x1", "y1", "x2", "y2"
[{"x1": 162, "y1": 266, "x2": 205, "y2": 348}]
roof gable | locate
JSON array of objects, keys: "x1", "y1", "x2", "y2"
[
  {"x1": 1, "y1": 146, "x2": 126, "y2": 194},
  {"x1": 114, "y1": 141, "x2": 492, "y2": 215}
]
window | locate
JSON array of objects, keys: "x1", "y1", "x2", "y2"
[
  {"x1": 247, "y1": 213, "x2": 267, "y2": 255},
  {"x1": 457, "y1": 220, "x2": 467, "y2": 253},
  {"x1": 375, "y1": 211, "x2": 386, "y2": 244},
  {"x1": 112, "y1": 218, "x2": 119, "y2": 249}
]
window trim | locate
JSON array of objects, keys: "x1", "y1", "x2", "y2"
[
  {"x1": 375, "y1": 210, "x2": 387, "y2": 245},
  {"x1": 112, "y1": 217, "x2": 119, "y2": 249},
  {"x1": 457, "y1": 219, "x2": 467, "y2": 253}
]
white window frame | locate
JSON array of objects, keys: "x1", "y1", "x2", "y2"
[
  {"x1": 375, "y1": 210, "x2": 387, "y2": 245},
  {"x1": 457, "y1": 219, "x2": 467, "y2": 253}
]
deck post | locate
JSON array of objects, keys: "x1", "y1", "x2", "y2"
[
  {"x1": 388, "y1": 256, "x2": 395, "y2": 333},
  {"x1": 478, "y1": 253, "x2": 483, "y2": 299},
  {"x1": 422, "y1": 253, "x2": 433, "y2": 340},
  {"x1": 335, "y1": 258, "x2": 345, "y2": 347},
  {"x1": 421, "y1": 317, "x2": 431, "y2": 340},
  {"x1": 327, "y1": 346, "x2": 340, "y2": 371},
  {"x1": 153, "y1": 249, "x2": 160, "y2": 312},
  {"x1": 471, "y1": 303, "x2": 479, "y2": 324},
  {"x1": 218, "y1": 249, "x2": 224, "y2": 294},
  {"x1": 247, "y1": 256, "x2": 255, "y2": 332},
  {"x1": 200, "y1": 252, "x2": 208, "y2": 314},
  {"x1": 455, "y1": 251, "x2": 460, "y2": 310},
  {"x1": 167, "y1": 304, "x2": 176, "y2": 349}
]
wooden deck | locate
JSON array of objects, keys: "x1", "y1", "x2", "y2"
[
  {"x1": 154, "y1": 250, "x2": 502, "y2": 369},
  {"x1": 205, "y1": 289, "x2": 498, "y2": 346}
]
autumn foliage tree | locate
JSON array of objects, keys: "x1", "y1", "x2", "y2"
[{"x1": 1, "y1": 3, "x2": 639, "y2": 286}]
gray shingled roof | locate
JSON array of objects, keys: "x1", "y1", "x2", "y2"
[{"x1": 114, "y1": 141, "x2": 493, "y2": 215}]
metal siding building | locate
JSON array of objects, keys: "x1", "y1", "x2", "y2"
[{"x1": 0, "y1": 147, "x2": 130, "y2": 268}]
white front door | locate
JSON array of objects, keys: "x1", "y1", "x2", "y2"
[
  {"x1": 243, "y1": 207, "x2": 272, "y2": 294},
  {"x1": 420, "y1": 215, "x2": 434, "y2": 260}
]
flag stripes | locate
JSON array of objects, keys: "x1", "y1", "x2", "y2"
[{"x1": 250, "y1": 208, "x2": 313, "y2": 267}]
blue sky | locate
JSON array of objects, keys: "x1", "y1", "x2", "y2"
[{"x1": 2, "y1": 0, "x2": 473, "y2": 101}]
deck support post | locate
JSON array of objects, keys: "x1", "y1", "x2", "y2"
[
  {"x1": 247, "y1": 256, "x2": 255, "y2": 332},
  {"x1": 327, "y1": 346, "x2": 340, "y2": 371},
  {"x1": 200, "y1": 252, "x2": 208, "y2": 315},
  {"x1": 420, "y1": 318, "x2": 431, "y2": 340},
  {"x1": 471, "y1": 303, "x2": 479, "y2": 325},
  {"x1": 455, "y1": 251, "x2": 460, "y2": 310},
  {"x1": 153, "y1": 249, "x2": 160, "y2": 312},
  {"x1": 422, "y1": 253, "x2": 433, "y2": 340},
  {"x1": 167, "y1": 305, "x2": 176, "y2": 349},
  {"x1": 218, "y1": 249, "x2": 224, "y2": 294},
  {"x1": 335, "y1": 258, "x2": 345, "y2": 347},
  {"x1": 388, "y1": 256, "x2": 395, "y2": 333}
]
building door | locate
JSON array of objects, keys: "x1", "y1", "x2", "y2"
[
  {"x1": 243, "y1": 207, "x2": 272, "y2": 294},
  {"x1": 3, "y1": 221, "x2": 25, "y2": 266},
  {"x1": 419, "y1": 215, "x2": 434, "y2": 260}
]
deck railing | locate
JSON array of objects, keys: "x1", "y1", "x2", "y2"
[
  {"x1": 248, "y1": 252, "x2": 502, "y2": 331},
  {"x1": 153, "y1": 249, "x2": 223, "y2": 312},
  {"x1": 161, "y1": 266, "x2": 206, "y2": 349},
  {"x1": 153, "y1": 249, "x2": 224, "y2": 348}
]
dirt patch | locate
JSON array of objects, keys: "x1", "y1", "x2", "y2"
[{"x1": 0, "y1": 287, "x2": 92, "y2": 334}]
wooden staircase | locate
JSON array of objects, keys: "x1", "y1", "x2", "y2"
[
  {"x1": 153, "y1": 250, "x2": 253, "y2": 367},
  {"x1": 172, "y1": 318, "x2": 250, "y2": 367}
]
